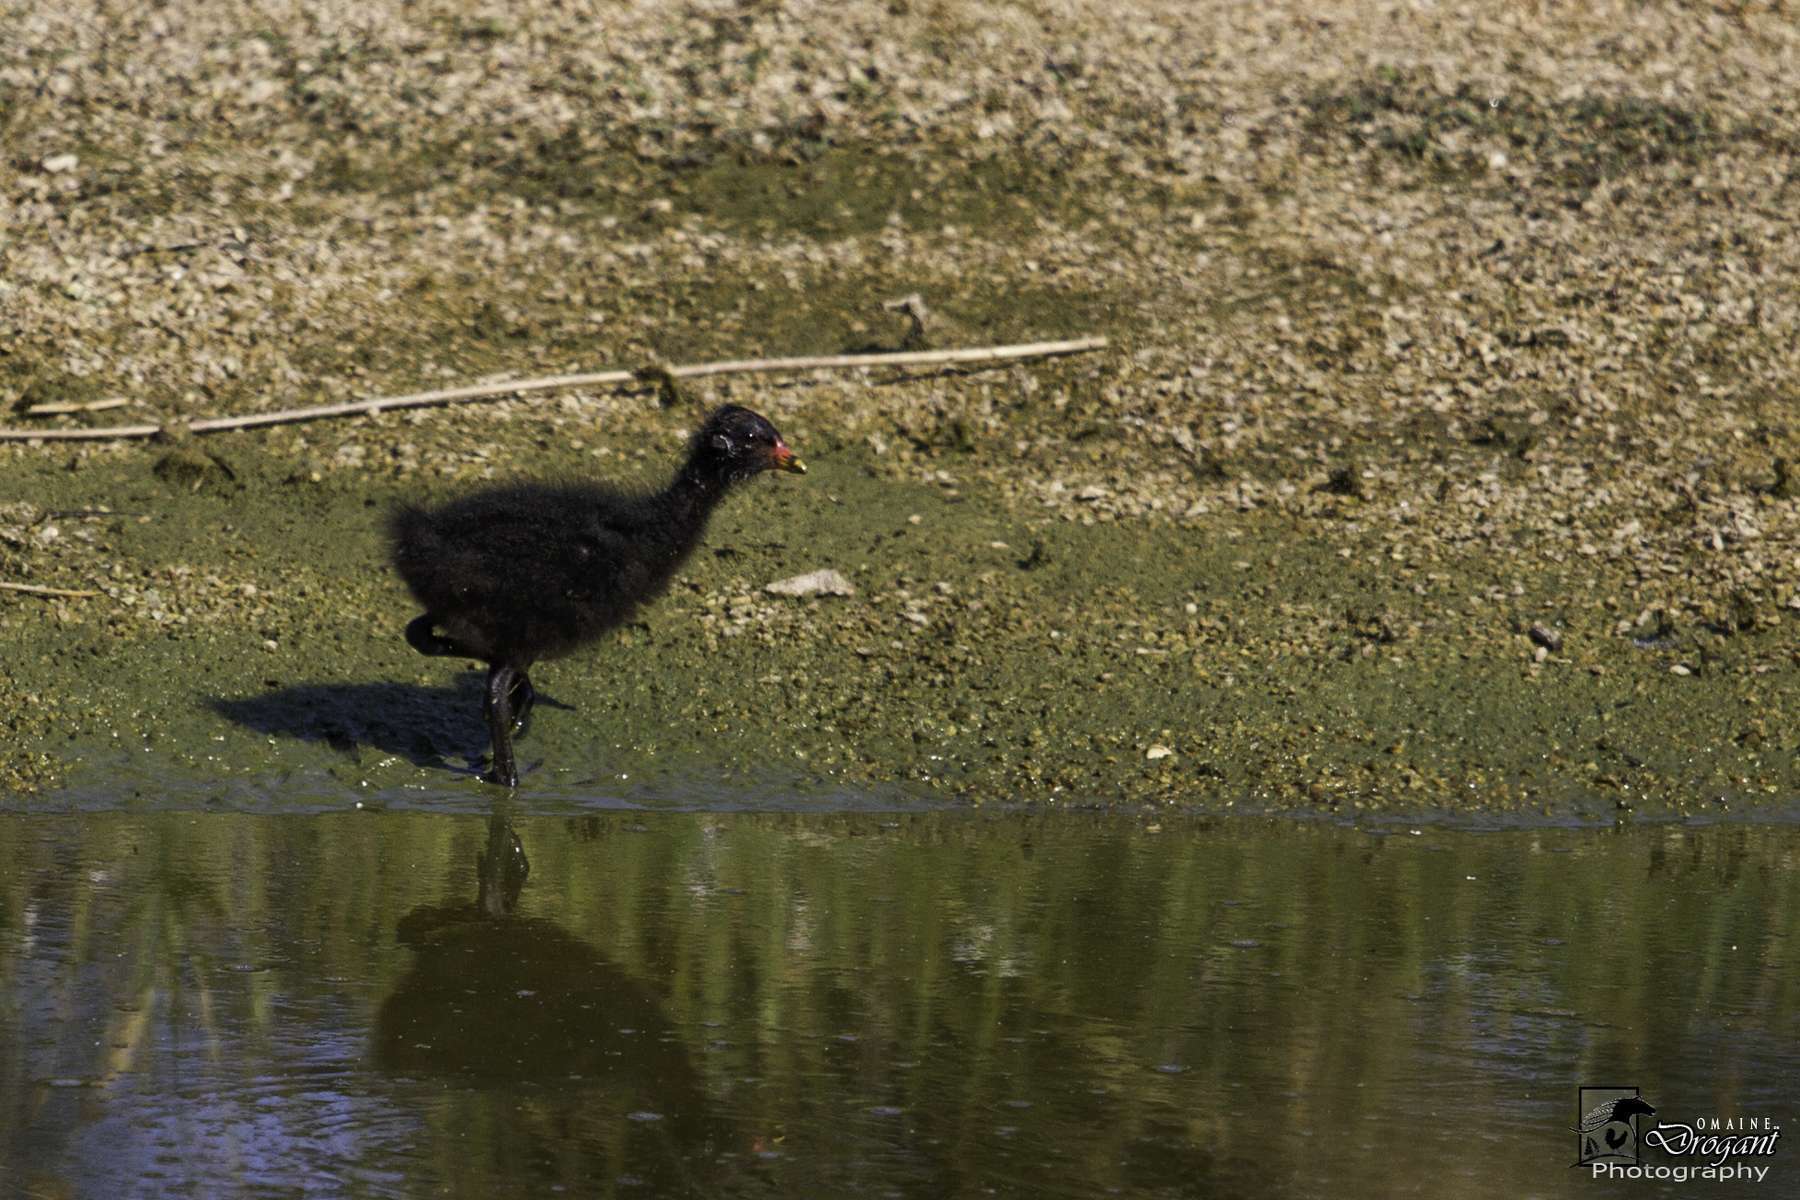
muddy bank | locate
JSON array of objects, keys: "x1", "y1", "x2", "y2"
[
  {"x1": 4, "y1": 1, "x2": 1799, "y2": 814},
  {"x1": 4, "y1": 417, "x2": 1797, "y2": 817}
]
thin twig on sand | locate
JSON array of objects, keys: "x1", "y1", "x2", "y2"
[
  {"x1": 22, "y1": 397, "x2": 130, "y2": 416},
  {"x1": 0, "y1": 336, "x2": 1109, "y2": 444},
  {"x1": 0, "y1": 580, "x2": 102, "y2": 599}
]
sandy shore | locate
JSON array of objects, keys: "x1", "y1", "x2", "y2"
[{"x1": 4, "y1": 1, "x2": 1798, "y2": 815}]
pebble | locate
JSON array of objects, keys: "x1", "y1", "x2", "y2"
[{"x1": 764, "y1": 569, "x2": 856, "y2": 598}]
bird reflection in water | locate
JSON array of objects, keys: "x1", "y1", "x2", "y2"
[{"x1": 374, "y1": 809, "x2": 735, "y2": 1192}]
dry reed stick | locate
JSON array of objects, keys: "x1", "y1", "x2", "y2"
[
  {"x1": 0, "y1": 580, "x2": 102, "y2": 599},
  {"x1": 22, "y1": 397, "x2": 130, "y2": 416},
  {"x1": 0, "y1": 336, "x2": 1108, "y2": 444}
]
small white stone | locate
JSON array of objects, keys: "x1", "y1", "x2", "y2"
[
  {"x1": 1146, "y1": 745, "x2": 1174, "y2": 761},
  {"x1": 764, "y1": 569, "x2": 855, "y2": 598},
  {"x1": 41, "y1": 153, "x2": 78, "y2": 174}
]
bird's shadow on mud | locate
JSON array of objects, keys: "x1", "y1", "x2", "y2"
[{"x1": 211, "y1": 674, "x2": 497, "y2": 774}]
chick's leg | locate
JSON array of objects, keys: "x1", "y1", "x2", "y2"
[{"x1": 482, "y1": 663, "x2": 521, "y2": 787}]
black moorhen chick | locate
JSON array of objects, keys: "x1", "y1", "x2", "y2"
[{"x1": 389, "y1": 405, "x2": 806, "y2": 786}]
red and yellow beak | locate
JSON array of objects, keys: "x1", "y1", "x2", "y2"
[{"x1": 771, "y1": 440, "x2": 807, "y2": 474}]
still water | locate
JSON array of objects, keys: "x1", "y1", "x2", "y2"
[{"x1": 1, "y1": 808, "x2": 1795, "y2": 1198}]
